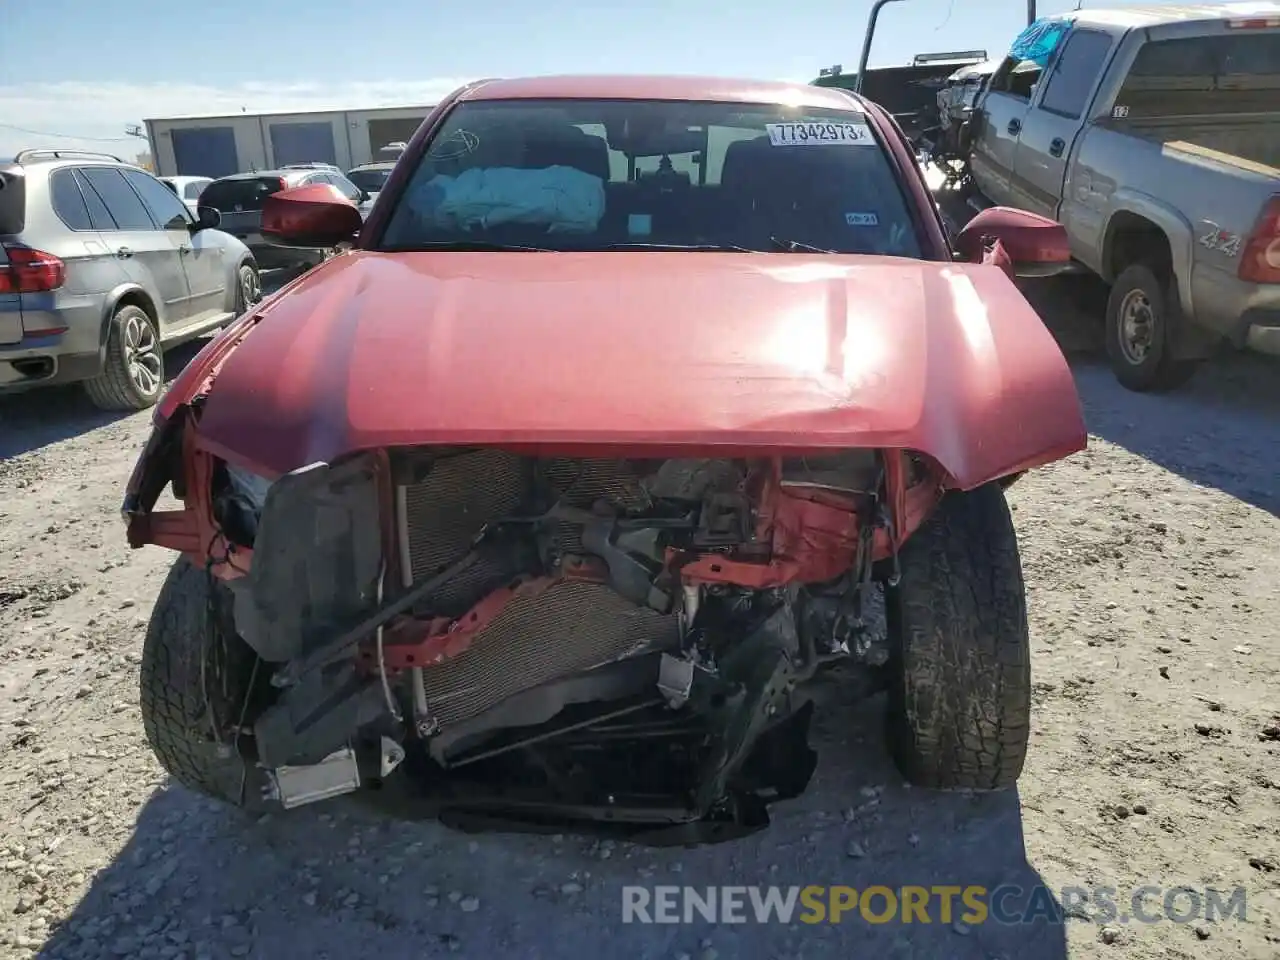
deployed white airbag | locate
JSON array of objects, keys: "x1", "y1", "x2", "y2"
[{"x1": 408, "y1": 166, "x2": 605, "y2": 234}]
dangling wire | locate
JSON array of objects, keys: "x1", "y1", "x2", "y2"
[
  {"x1": 197, "y1": 536, "x2": 264, "y2": 804},
  {"x1": 200, "y1": 542, "x2": 226, "y2": 746},
  {"x1": 374, "y1": 561, "x2": 403, "y2": 721}
]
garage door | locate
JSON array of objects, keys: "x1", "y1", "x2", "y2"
[
  {"x1": 171, "y1": 127, "x2": 239, "y2": 178},
  {"x1": 270, "y1": 122, "x2": 337, "y2": 167}
]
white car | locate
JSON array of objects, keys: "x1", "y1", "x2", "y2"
[
  {"x1": 157, "y1": 175, "x2": 214, "y2": 215},
  {"x1": 345, "y1": 162, "x2": 395, "y2": 214}
]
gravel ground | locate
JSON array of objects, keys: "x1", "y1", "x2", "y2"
[{"x1": 0, "y1": 272, "x2": 1277, "y2": 960}]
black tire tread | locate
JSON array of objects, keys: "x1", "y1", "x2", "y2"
[
  {"x1": 139, "y1": 558, "x2": 265, "y2": 809},
  {"x1": 1105, "y1": 263, "x2": 1199, "y2": 393},
  {"x1": 83, "y1": 305, "x2": 162, "y2": 412},
  {"x1": 886, "y1": 483, "x2": 1031, "y2": 790},
  {"x1": 235, "y1": 261, "x2": 258, "y2": 316}
]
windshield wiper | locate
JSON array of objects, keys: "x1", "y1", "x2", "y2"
[
  {"x1": 601, "y1": 242, "x2": 756, "y2": 252},
  {"x1": 769, "y1": 237, "x2": 837, "y2": 254},
  {"x1": 382, "y1": 240, "x2": 554, "y2": 252}
]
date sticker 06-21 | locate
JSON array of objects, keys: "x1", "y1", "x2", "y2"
[{"x1": 766, "y1": 121, "x2": 874, "y2": 146}]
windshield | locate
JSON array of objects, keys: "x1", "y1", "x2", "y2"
[
  {"x1": 200, "y1": 176, "x2": 286, "y2": 211},
  {"x1": 1116, "y1": 31, "x2": 1280, "y2": 118},
  {"x1": 348, "y1": 168, "x2": 391, "y2": 193},
  {"x1": 378, "y1": 99, "x2": 922, "y2": 257}
]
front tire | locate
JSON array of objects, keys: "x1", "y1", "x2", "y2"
[
  {"x1": 1105, "y1": 264, "x2": 1199, "y2": 392},
  {"x1": 83, "y1": 304, "x2": 165, "y2": 411},
  {"x1": 885, "y1": 483, "x2": 1031, "y2": 790},
  {"x1": 140, "y1": 558, "x2": 269, "y2": 810},
  {"x1": 236, "y1": 261, "x2": 261, "y2": 315}
]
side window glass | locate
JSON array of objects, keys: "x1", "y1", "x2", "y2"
[
  {"x1": 988, "y1": 57, "x2": 1043, "y2": 101},
  {"x1": 71, "y1": 170, "x2": 117, "y2": 230},
  {"x1": 78, "y1": 167, "x2": 155, "y2": 230},
  {"x1": 122, "y1": 169, "x2": 192, "y2": 229},
  {"x1": 1116, "y1": 34, "x2": 1279, "y2": 118},
  {"x1": 184, "y1": 181, "x2": 205, "y2": 200},
  {"x1": 1038, "y1": 31, "x2": 1114, "y2": 119},
  {"x1": 49, "y1": 169, "x2": 92, "y2": 231}
]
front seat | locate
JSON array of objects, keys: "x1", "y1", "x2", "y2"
[{"x1": 520, "y1": 126, "x2": 611, "y2": 181}]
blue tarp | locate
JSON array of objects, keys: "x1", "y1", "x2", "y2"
[{"x1": 1009, "y1": 18, "x2": 1071, "y2": 67}]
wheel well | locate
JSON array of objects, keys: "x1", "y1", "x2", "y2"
[
  {"x1": 1104, "y1": 213, "x2": 1171, "y2": 282},
  {"x1": 100, "y1": 288, "x2": 158, "y2": 349},
  {"x1": 113, "y1": 288, "x2": 158, "y2": 321}
]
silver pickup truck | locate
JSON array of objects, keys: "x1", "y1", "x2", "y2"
[{"x1": 968, "y1": 4, "x2": 1279, "y2": 391}]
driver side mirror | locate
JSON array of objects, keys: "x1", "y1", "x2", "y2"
[
  {"x1": 954, "y1": 206, "x2": 1071, "y2": 278},
  {"x1": 261, "y1": 184, "x2": 363, "y2": 248},
  {"x1": 194, "y1": 205, "x2": 222, "y2": 231}
]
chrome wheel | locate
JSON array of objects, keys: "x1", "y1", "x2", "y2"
[
  {"x1": 124, "y1": 312, "x2": 162, "y2": 397},
  {"x1": 239, "y1": 265, "x2": 261, "y2": 310},
  {"x1": 1117, "y1": 288, "x2": 1155, "y2": 365}
]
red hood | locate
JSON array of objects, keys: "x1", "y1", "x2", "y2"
[{"x1": 189, "y1": 250, "x2": 1085, "y2": 486}]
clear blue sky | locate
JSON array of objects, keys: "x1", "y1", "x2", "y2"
[
  {"x1": 4, "y1": 0, "x2": 1134, "y2": 85},
  {"x1": 0, "y1": 0, "x2": 1195, "y2": 153}
]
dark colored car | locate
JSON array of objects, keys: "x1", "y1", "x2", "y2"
[
  {"x1": 123, "y1": 75, "x2": 1084, "y2": 841},
  {"x1": 199, "y1": 167, "x2": 368, "y2": 271}
]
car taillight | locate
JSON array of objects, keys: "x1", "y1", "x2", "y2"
[
  {"x1": 0, "y1": 243, "x2": 66, "y2": 294},
  {"x1": 1238, "y1": 195, "x2": 1280, "y2": 285}
]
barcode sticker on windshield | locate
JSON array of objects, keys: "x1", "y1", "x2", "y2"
[{"x1": 766, "y1": 122, "x2": 874, "y2": 146}]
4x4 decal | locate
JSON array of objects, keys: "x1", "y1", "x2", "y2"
[{"x1": 1198, "y1": 222, "x2": 1243, "y2": 258}]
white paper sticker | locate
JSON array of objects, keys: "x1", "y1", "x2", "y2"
[
  {"x1": 845, "y1": 212, "x2": 879, "y2": 226},
  {"x1": 766, "y1": 121, "x2": 874, "y2": 146},
  {"x1": 1112, "y1": 104, "x2": 1129, "y2": 119}
]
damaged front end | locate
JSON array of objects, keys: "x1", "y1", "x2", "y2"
[{"x1": 125, "y1": 413, "x2": 942, "y2": 843}]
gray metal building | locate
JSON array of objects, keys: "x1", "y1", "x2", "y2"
[{"x1": 145, "y1": 104, "x2": 435, "y2": 178}]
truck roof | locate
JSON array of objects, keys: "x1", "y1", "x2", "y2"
[
  {"x1": 1055, "y1": 2, "x2": 1280, "y2": 31},
  {"x1": 461, "y1": 75, "x2": 865, "y2": 111}
]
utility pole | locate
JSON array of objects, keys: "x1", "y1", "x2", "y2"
[{"x1": 1027, "y1": 0, "x2": 1036, "y2": 25}]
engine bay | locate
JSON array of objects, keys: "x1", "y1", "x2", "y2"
[{"x1": 212, "y1": 448, "x2": 914, "y2": 841}]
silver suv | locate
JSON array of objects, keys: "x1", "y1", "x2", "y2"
[
  {"x1": 0, "y1": 149, "x2": 259, "y2": 411},
  {"x1": 200, "y1": 167, "x2": 369, "y2": 272}
]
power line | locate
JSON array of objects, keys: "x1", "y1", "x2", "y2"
[
  {"x1": 0, "y1": 122, "x2": 136, "y2": 142},
  {"x1": 933, "y1": 0, "x2": 957, "y2": 32}
]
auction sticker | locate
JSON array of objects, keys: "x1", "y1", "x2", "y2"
[
  {"x1": 766, "y1": 121, "x2": 874, "y2": 146},
  {"x1": 845, "y1": 212, "x2": 879, "y2": 226}
]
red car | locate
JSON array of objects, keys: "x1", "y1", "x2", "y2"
[{"x1": 123, "y1": 75, "x2": 1085, "y2": 841}]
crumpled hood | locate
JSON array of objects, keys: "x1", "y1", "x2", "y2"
[{"x1": 190, "y1": 250, "x2": 1085, "y2": 486}]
